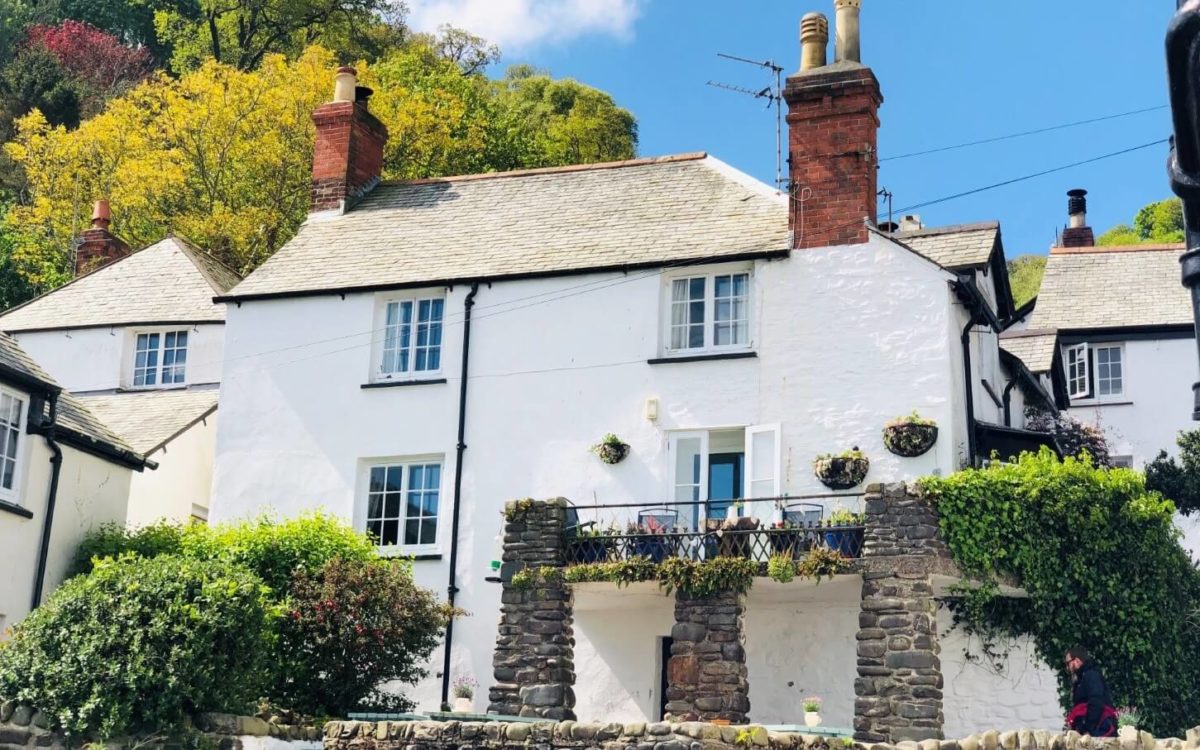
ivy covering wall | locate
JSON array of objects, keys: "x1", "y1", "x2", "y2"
[{"x1": 921, "y1": 449, "x2": 1200, "y2": 736}]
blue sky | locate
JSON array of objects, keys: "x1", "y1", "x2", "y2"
[{"x1": 409, "y1": 1, "x2": 1179, "y2": 259}]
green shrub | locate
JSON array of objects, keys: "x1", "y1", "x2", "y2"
[
  {"x1": 70, "y1": 520, "x2": 184, "y2": 576},
  {"x1": 0, "y1": 555, "x2": 275, "y2": 738},
  {"x1": 1145, "y1": 427, "x2": 1200, "y2": 515},
  {"x1": 272, "y1": 557, "x2": 454, "y2": 716},
  {"x1": 922, "y1": 448, "x2": 1200, "y2": 736}
]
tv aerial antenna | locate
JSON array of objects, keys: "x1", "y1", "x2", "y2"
[{"x1": 707, "y1": 52, "x2": 785, "y2": 190}]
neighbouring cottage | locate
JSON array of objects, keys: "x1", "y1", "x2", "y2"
[
  {"x1": 208, "y1": 2, "x2": 1062, "y2": 740},
  {"x1": 999, "y1": 189, "x2": 1200, "y2": 553},
  {"x1": 0, "y1": 204, "x2": 239, "y2": 525},
  {"x1": 0, "y1": 332, "x2": 148, "y2": 632}
]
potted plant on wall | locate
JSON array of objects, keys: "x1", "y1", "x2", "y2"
[
  {"x1": 813, "y1": 448, "x2": 870, "y2": 489},
  {"x1": 574, "y1": 524, "x2": 616, "y2": 564},
  {"x1": 803, "y1": 696, "x2": 822, "y2": 727},
  {"x1": 452, "y1": 676, "x2": 477, "y2": 713},
  {"x1": 591, "y1": 433, "x2": 630, "y2": 464},
  {"x1": 770, "y1": 519, "x2": 806, "y2": 558},
  {"x1": 883, "y1": 411, "x2": 939, "y2": 457},
  {"x1": 825, "y1": 507, "x2": 864, "y2": 557}
]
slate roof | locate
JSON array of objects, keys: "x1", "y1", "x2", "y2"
[
  {"x1": 1029, "y1": 245, "x2": 1190, "y2": 330},
  {"x1": 891, "y1": 222, "x2": 999, "y2": 270},
  {"x1": 999, "y1": 330, "x2": 1059, "y2": 374},
  {"x1": 0, "y1": 333, "x2": 143, "y2": 463},
  {"x1": 223, "y1": 153, "x2": 790, "y2": 300},
  {"x1": 0, "y1": 236, "x2": 240, "y2": 332},
  {"x1": 76, "y1": 388, "x2": 219, "y2": 455}
]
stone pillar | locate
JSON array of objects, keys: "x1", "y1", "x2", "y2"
[
  {"x1": 488, "y1": 499, "x2": 576, "y2": 720},
  {"x1": 665, "y1": 591, "x2": 750, "y2": 724},
  {"x1": 854, "y1": 482, "x2": 952, "y2": 743}
]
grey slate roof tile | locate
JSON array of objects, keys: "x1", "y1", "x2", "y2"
[
  {"x1": 891, "y1": 222, "x2": 999, "y2": 270},
  {"x1": 1029, "y1": 245, "x2": 1190, "y2": 330},
  {"x1": 999, "y1": 330, "x2": 1058, "y2": 374},
  {"x1": 76, "y1": 388, "x2": 219, "y2": 455},
  {"x1": 224, "y1": 153, "x2": 790, "y2": 299},
  {"x1": 0, "y1": 236, "x2": 240, "y2": 332}
]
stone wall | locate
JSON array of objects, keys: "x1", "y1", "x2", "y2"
[
  {"x1": 489, "y1": 499, "x2": 577, "y2": 720},
  {"x1": 855, "y1": 483, "x2": 951, "y2": 744},
  {"x1": 322, "y1": 720, "x2": 1200, "y2": 750},
  {"x1": 665, "y1": 592, "x2": 749, "y2": 724}
]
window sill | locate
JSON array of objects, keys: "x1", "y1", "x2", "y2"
[
  {"x1": 0, "y1": 499, "x2": 32, "y2": 519},
  {"x1": 362, "y1": 378, "x2": 448, "y2": 390},
  {"x1": 648, "y1": 351, "x2": 757, "y2": 365},
  {"x1": 377, "y1": 547, "x2": 442, "y2": 560},
  {"x1": 1069, "y1": 399, "x2": 1133, "y2": 408},
  {"x1": 119, "y1": 384, "x2": 189, "y2": 393}
]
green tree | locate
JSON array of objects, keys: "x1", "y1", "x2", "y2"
[
  {"x1": 1145, "y1": 427, "x2": 1200, "y2": 516},
  {"x1": 1006, "y1": 254, "x2": 1045, "y2": 307},
  {"x1": 1098, "y1": 197, "x2": 1185, "y2": 246}
]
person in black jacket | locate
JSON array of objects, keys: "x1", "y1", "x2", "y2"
[{"x1": 1066, "y1": 646, "x2": 1117, "y2": 737}]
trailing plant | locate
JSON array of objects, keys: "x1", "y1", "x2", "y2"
[
  {"x1": 827, "y1": 506, "x2": 863, "y2": 526},
  {"x1": 658, "y1": 556, "x2": 756, "y2": 597},
  {"x1": 797, "y1": 547, "x2": 852, "y2": 581},
  {"x1": 502, "y1": 498, "x2": 536, "y2": 522},
  {"x1": 561, "y1": 557, "x2": 659, "y2": 587},
  {"x1": 767, "y1": 553, "x2": 795, "y2": 583},
  {"x1": 921, "y1": 448, "x2": 1200, "y2": 736},
  {"x1": 0, "y1": 555, "x2": 276, "y2": 739},
  {"x1": 1145, "y1": 428, "x2": 1200, "y2": 515},
  {"x1": 883, "y1": 411, "x2": 939, "y2": 457},
  {"x1": 813, "y1": 448, "x2": 870, "y2": 489},
  {"x1": 510, "y1": 565, "x2": 566, "y2": 590},
  {"x1": 1025, "y1": 408, "x2": 1112, "y2": 467}
]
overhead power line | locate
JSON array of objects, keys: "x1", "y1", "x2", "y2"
[{"x1": 881, "y1": 104, "x2": 1169, "y2": 162}]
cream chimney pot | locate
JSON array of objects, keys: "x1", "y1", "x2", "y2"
[
  {"x1": 800, "y1": 12, "x2": 829, "y2": 71},
  {"x1": 333, "y1": 66, "x2": 357, "y2": 103},
  {"x1": 835, "y1": 0, "x2": 862, "y2": 64}
]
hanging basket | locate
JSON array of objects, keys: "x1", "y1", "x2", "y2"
[
  {"x1": 882, "y1": 422, "x2": 938, "y2": 458},
  {"x1": 813, "y1": 455, "x2": 870, "y2": 490},
  {"x1": 594, "y1": 441, "x2": 630, "y2": 465}
]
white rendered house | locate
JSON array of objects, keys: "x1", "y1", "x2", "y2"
[
  {"x1": 209, "y1": 9, "x2": 1065, "y2": 735},
  {"x1": 0, "y1": 212, "x2": 237, "y2": 525}
]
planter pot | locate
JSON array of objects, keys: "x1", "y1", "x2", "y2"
[
  {"x1": 453, "y1": 697, "x2": 473, "y2": 713},
  {"x1": 711, "y1": 719, "x2": 731, "y2": 727},
  {"x1": 632, "y1": 535, "x2": 670, "y2": 563},
  {"x1": 574, "y1": 538, "x2": 612, "y2": 564},
  {"x1": 813, "y1": 456, "x2": 870, "y2": 490},
  {"x1": 883, "y1": 423, "x2": 938, "y2": 458},
  {"x1": 804, "y1": 712, "x2": 821, "y2": 728},
  {"x1": 595, "y1": 442, "x2": 630, "y2": 464},
  {"x1": 824, "y1": 527, "x2": 864, "y2": 557}
]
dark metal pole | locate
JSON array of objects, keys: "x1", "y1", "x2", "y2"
[
  {"x1": 440, "y1": 282, "x2": 479, "y2": 707},
  {"x1": 1166, "y1": 0, "x2": 1200, "y2": 418}
]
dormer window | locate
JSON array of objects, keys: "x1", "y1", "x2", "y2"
[
  {"x1": 373, "y1": 292, "x2": 445, "y2": 381},
  {"x1": 132, "y1": 330, "x2": 188, "y2": 387}
]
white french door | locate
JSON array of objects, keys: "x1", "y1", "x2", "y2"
[
  {"x1": 744, "y1": 423, "x2": 781, "y2": 521},
  {"x1": 669, "y1": 431, "x2": 708, "y2": 530}
]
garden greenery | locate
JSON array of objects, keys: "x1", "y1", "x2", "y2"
[
  {"x1": 921, "y1": 448, "x2": 1200, "y2": 736},
  {"x1": 1145, "y1": 427, "x2": 1200, "y2": 516}
]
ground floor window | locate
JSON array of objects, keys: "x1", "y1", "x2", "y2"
[{"x1": 364, "y1": 460, "x2": 442, "y2": 549}]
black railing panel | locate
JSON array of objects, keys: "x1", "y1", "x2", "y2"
[{"x1": 564, "y1": 524, "x2": 864, "y2": 566}]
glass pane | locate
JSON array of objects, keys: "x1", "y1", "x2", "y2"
[
  {"x1": 385, "y1": 465, "x2": 402, "y2": 492},
  {"x1": 382, "y1": 519, "x2": 399, "y2": 546},
  {"x1": 674, "y1": 437, "x2": 702, "y2": 494},
  {"x1": 403, "y1": 520, "x2": 418, "y2": 546},
  {"x1": 421, "y1": 490, "x2": 437, "y2": 515},
  {"x1": 749, "y1": 429, "x2": 776, "y2": 498},
  {"x1": 2, "y1": 458, "x2": 13, "y2": 490},
  {"x1": 425, "y1": 463, "x2": 441, "y2": 489},
  {"x1": 407, "y1": 493, "x2": 422, "y2": 518},
  {"x1": 369, "y1": 466, "x2": 386, "y2": 493},
  {"x1": 367, "y1": 494, "x2": 382, "y2": 520},
  {"x1": 688, "y1": 323, "x2": 704, "y2": 349},
  {"x1": 410, "y1": 464, "x2": 424, "y2": 490},
  {"x1": 715, "y1": 275, "x2": 731, "y2": 297},
  {"x1": 689, "y1": 277, "x2": 705, "y2": 298},
  {"x1": 384, "y1": 492, "x2": 401, "y2": 518},
  {"x1": 420, "y1": 518, "x2": 437, "y2": 545},
  {"x1": 8, "y1": 398, "x2": 18, "y2": 427},
  {"x1": 366, "y1": 520, "x2": 382, "y2": 542}
]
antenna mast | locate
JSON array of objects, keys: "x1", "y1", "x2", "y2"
[{"x1": 707, "y1": 52, "x2": 785, "y2": 190}]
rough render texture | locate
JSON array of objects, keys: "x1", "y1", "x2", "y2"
[
  {"x1": 784, "y1": 65, "x2": 882, "y2": 249},
  {"x1": 665, "y1": 591, "x2": 750, "y2": 724},
  {"x1": 311, "y1": 100, "x2": 388, "y2": 212},
  {"x1": 855, "y1": 482, "x2": 952, "y2": 743},
  {"x1": 489, "y1": 499, "x2": 577, "y2": 720}
]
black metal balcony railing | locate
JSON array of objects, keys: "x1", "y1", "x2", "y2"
[{"x1": 563, "y1": 524, "x2": 865, "y2": 566}]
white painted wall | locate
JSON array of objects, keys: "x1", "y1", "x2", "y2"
[
  {"x1": 0, "y1": 428, "x2": 132, "y2": 632},
  {"x1": 211, "y1": 234, "x2": 980, "y2": 711},
  {"x1": 744, "y1": 577, "x2": 861, "y2": 727},
  {"x1": 13, "y1": 324, "x2": 225, "y2": 392},
  {"x1": 126, "y1": 413, "x2": 217, "y2": 526},
  {"x1": 938, "y1": 608, "x2": 1063, "y2": 737}
]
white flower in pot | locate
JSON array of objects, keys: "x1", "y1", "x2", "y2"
[
  {"x1": 803, "y1": 696, "x2": 822, "y2": 727},
  {"x1": 452, "y1": 676, "x2": 477, "y2": 713}
]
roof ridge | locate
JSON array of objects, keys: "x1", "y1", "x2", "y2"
[
  {"x1": 999, "y1": 327, "x2": 1059, "y2": 339},
  {"x1": 378, "y1": 152, "x2": 709, "y2": 188},
  {"x1": 1050, "y1": 243, "x2": 1186, "y2": 255},
  {"x1": 167, "y1": 234, "x2": 243, "y2": 293},
  {"x1": 0, "y1": 240, "x2": 149, "y2": 321},
  {"x1": 891, "y1": 220, "x2": 1000, "y2": 239}
]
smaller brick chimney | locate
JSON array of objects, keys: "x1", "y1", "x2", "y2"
[
  {"x1": 1060, "y1": 189, "x2": 1095, "y2": 248},
  {"x1": 784, "y1": 2, "x2": 883, "y2": 249},
  {"x1": 311, "y1": 66, "x2": 389, "y2": 213},
  {"x1": 75, "y1": 199, "x2": 130, "y2": 275}
]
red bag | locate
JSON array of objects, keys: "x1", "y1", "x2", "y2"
[{"x1": 1066, "y1": 703, "x2": 1118, "y2": 737}]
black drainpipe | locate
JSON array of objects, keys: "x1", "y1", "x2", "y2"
[
  {"x1": 441, "y1": 282, "x2": 480, "y2": 707},
  {"x1": 1002, "y1": 378, "x2": 1019, "y2": 427},
  {"x1": 31, "y1": 393, "x2": 62, "y2": 610},
  {"x1": 960, "y1": 316, "x2": 978, "y2": 466}
]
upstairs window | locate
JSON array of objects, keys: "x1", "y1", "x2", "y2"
[
  {"x1": 132, "y1": 330, "x2": 187, "y2": 387},
  {"x1": 0, "y1": 391, "x2": 24, "y2": 497},
  {"x1": 377, "y1": 295, "x2": 444, "y2": 379},
  {"x1": 1065, "y1": 342, "x2": 1124, "y2": 400},
  {"x1": 665, "y1": 269, "x2": 751, "y2": 354}
]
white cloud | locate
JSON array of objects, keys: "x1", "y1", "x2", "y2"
[{"x1": 405, "y1": 0, "x2": 642, "y2": 52}]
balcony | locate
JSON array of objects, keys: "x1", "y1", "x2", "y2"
[{"x1": 562, "y1": 496, "x2": 865, "y2": 567}]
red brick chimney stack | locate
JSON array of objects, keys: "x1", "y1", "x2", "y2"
[
  {"x1": 783, "y1": 1, "x2": 883, "y2": 249},
  {"x1": 74, "y1": 199, "x2": 130, "y2": 276},
  {"x1": 311, "y1": 66, "x2": 389, "y2": 214},
  {"x1": 1060, "y1": 189, "x2": 1095, "y2": 248}
]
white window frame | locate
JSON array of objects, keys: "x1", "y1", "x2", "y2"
[
  {"x1": 1065, "y1": 343, "x2": 1090, "y2": 400},
  {"x1": 357, "y1": 455, "x2": 444, "y2": 555},
  {"x1": 1064, "y1": 342, "x2": 1127, "y2": 403},
  {"x1": 0, "y1": 388, "x2": 28, "y2": 504},
  {"x1": 371, "y1": 290, "x2": 447, "y2": 382},
  {"x1": 1093, "y1": 344, "x2": 1125, "y2": 398},
  {"x1": 661, "y1": 264, "x2": 754, "y2": 356},
  {"x1": 127, "y1": 327, "x2": 190, "y2": 390},
  {"x1": 665, "y1": 423, "x2": 782, "y2": 528}
]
